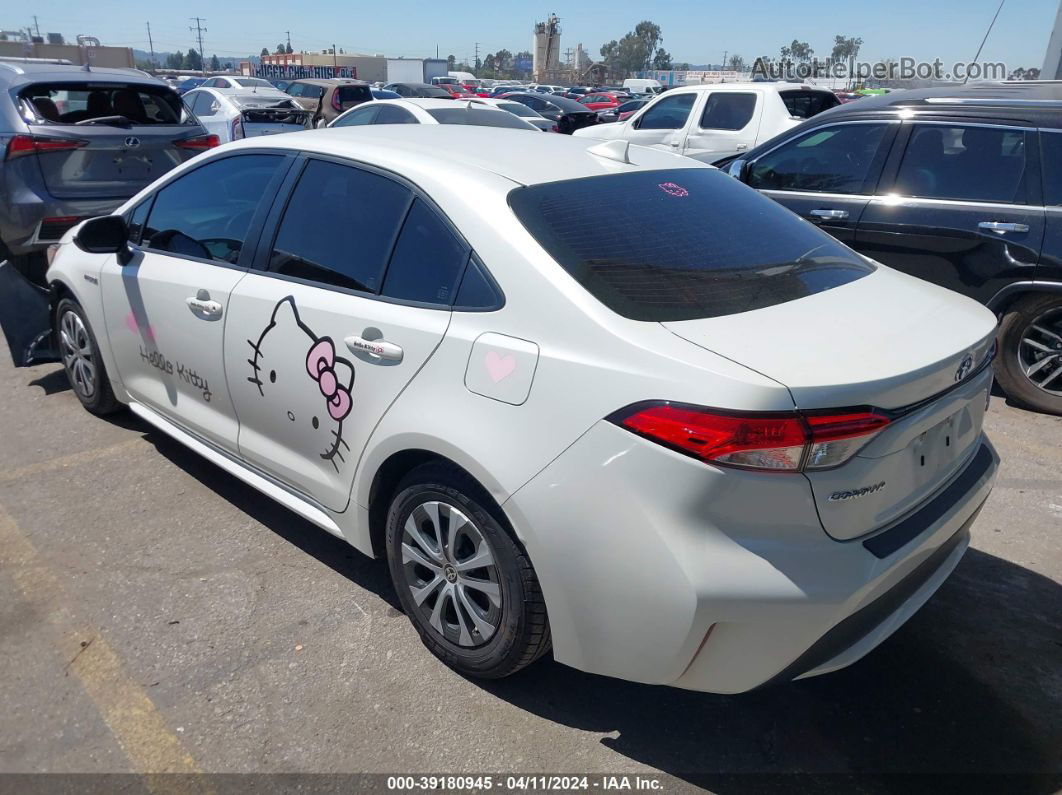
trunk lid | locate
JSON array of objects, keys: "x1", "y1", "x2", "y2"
[
  {"x1": 662, "y1": 266, "x2": 997, "y2": 541},
  {"x1": 32, "y1": 124, "x2": 192, "y2": 199},
  {"x1": 233, "y1": 96, "x2": 312, "y2": 137}
]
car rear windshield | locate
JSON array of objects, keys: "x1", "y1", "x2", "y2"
[
  {"x1": 779, "y1": 89, "x2": 840, "y2": 119},
  {"x1": 496, "y1": 102, "x2": 538, "y2": 118},
  {"x1": 236, "y1": 78, "x2": 271, "y2": 87},
  {"x1": 426, "y1": 108, "x2": 533, "y2": 129},
  {"x1": 421, "y1": 86, "x2": 451, "y2": 98},
  {"x1": 20, "y1": 82, "x2": 190, "y2": 126},
  {"x1": 508, "y1": 168, "x2": 874, "y2": 322},
  {"x1": 337, "y1": 85, "x2": 371, "y2": 103}
]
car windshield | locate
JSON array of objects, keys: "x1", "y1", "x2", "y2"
[
  {"x1": 236, "y1": 78, "x2": 272, "y2": 88},
  {"x1": 508, "y1": 168, "x2": 874, "y2": 322},
  {"x1": 20, "y1": 82, "x2": 191, "y2": 126},
  {"x1": 426, "y1": 108, "x2": 535, "y2": 129}
]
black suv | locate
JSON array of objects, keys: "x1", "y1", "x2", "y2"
[{"x1": 723, "y1": 82, "x2": 1062, "y2": 415}]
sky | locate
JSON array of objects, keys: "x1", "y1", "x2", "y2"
[{"x1": 19, "y1": 0, "x2": 1059, "y2": 71}]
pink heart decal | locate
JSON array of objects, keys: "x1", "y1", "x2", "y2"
[{"x1": 485, "y1": 350, "x2": 516, "y2": 383}]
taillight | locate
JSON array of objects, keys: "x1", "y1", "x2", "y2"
[
  {"x1": 610, "y1": 403, "x2": 890, "y2": 472},
  {"x1": 175, "y1": 134, "x2": 220, "y2": 151},
  {"x1": 6, "y1": 134, "x2": 87, "y2": 160},
  {"x1": 331, "y1": 91, "x2": 342, "y2": 111},
  {"x1": 231, "y1": 115, "x2": 244, "y2": 141}
]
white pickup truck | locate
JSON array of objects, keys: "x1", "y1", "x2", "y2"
[{"x1": 573, "y1": 82, "x2": 840, "y2": 164}]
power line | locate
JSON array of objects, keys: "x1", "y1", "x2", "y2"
[
  {"x1": 966, "y1": 0, "x2": 1005, "y2": 83},
  {"x1": 188, "y1": 16, "x2": 207, "y2": 74}
]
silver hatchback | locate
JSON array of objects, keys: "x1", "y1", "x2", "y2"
[{"x1": 0, "y1": 61, "x2": 215, "y2": 283}]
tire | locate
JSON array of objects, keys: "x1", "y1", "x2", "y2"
[
  {"x1": 55, "y1": 297, "x2": 122, "y2": 416},
  {"x1": 385, "y1": 462, "x2": 551, "y2": 679},
  {"x1": 994, "y1": 293, "x2": 1062, "y2": 415}
]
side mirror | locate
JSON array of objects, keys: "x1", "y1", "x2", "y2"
[
  {"x1": 727, "y1": 158, "x2": 749, "y2": 181},
  {"x1": 74, "y1": 215, "x2": 132, "y2": 265}
]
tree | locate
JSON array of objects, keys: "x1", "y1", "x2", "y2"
[
  {"x1": 633, "y1": 20, "x2": 662, "y2": 70},
  {"x1": 166, "y1": 50, "x2": 184, "y2": 69},
  {"x1": 209, "y1": 53, "x2": 220, "y2": 71},
  {"x1": 1009, "y1": 66, "x2": 1040, "y2": 80},
  {"x1": 783, "y1": 39, "x2": 813, "y2": 63},
  {"x1": 260, "y1": 47, "x2": 269, "y2": 58},
  {"x1": 285, "y1": 43, "x2": 293, "y2": 54},
  {"x1": 494, "y1": 49, "x2": 513, "y2": 76},
  {"x1": 185, "y1": 48, "x2": 203, "y2": 71},
  {"x1": 831, "y1": 35, "x2": 863, "y2": 88},
  {"x1": 727, "y1": 54, "x2": 745, "y2": 72},
  {"x1": 652, "y1": 48, "x2": 673, "y2": 70},
  {"x1": 482, "y1": 53, "x2": 496, "y2": 76},
  {"x1": 447, "y1": 54, "x2": 456, "y2": 70},
  {"x1": 275, "y1": 43, "x2": 286, "y2": 54}
]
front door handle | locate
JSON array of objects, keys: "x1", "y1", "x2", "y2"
[
  {"x1": 978, "y1": 221, "x2": 1029, "y2": 233},
  {"x1": 186, "y1": 296, "x2": 223, "y2": 318},
  {"x1": 809, "y1": 208, "x2": 850, "y2": 221},
  {"x1": 345, "y1": 335, "x2": 403, "y2": 362}
]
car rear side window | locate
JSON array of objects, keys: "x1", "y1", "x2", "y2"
[
  {"x1": 508, "y1": 168, "x2": 874, "y2": 322},
  {"x1": 747, "y1": 123, "x2": 890, "y2": 195},
  {"x1": 699, "y1": 93, "x2": 756, "y2": 130},
  {"x1": 894, "y1": 125, "x2": 1029, "y2": 204},
  {"x1": 1041, "y1": 130, "x2": 1062, "y2": 205},
  {"x1": 779, "y1": 90, "x2": 840, "y2": 119},
  {"x1": 269, "y1": 159, "x2": 411, "y2": 293},
  {"x1": 381, "y1": 199, "x2": 470, "y2": 304},
  {"x1": 143, "y1": 155, "x2": 284, "y2": 263}
]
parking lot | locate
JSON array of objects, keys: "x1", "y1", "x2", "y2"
[{"x1": 0, "y1": 324, "x2": 1059, "y2": 790}]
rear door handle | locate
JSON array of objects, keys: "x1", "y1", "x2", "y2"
[
  {"x1": 185, "y1": 296, "x2": 223, "y2": 318},
  {"x1": 345, "y1": 335, "x2": 403, "y2": 362},
  {"x1": 978, "y1": 221, "x2": 1029, "y2": 233},
  {"x1": 809, "y1": 208, "x2": 850, "y2": 220}
]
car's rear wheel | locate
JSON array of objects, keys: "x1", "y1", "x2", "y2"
[
  {"x1": 55, "y1": 298, "x2": 121, "y2": 415},
  {"x1": 385, "y1": 462, "x2": 550, "y2": 678},
  {"x1": 995, "y1": 293, "x2": 1062, "y2": 415}
]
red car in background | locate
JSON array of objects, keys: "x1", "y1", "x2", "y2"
[
  {"x1": 577, "y1": 92, "x2": 621, "y2": 112},
  {"x1": 442, "y1": 84, "x2": 476, "y2": 99}
]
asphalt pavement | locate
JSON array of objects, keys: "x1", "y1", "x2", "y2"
[{"x1": 0, "y1": 324, "x2": 1059, "y2": 793}]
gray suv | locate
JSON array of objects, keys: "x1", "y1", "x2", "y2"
[{"x1": 0, "y1": 61, "x2": 215, "y2": 283}]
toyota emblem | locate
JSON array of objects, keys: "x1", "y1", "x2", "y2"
[
  {"x1": 124, "y1": 136, "x2": 140, "y2": 148},
  {"x1": 955, "y1": 354, "x2": 974, "y2": 382}
]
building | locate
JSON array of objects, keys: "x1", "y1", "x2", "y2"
[
  {"x1": 0, "y1": 36, "x2": 134, "y2": 68},
  {"x1": 250, "y1": 51, "x2": 388, "y2": 82},
  {"x1": 532, "y1": 14, "x2": 561, "y2": 82}
]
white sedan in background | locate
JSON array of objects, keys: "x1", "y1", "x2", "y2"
[
  {"x1": 46, "y1": 127, "x2": 997, "y2": 693},
  {"x1": 183, "y1": 87, "x2": 312, "y2": 143},
  {"x1": 328, "y1": 98, "x2": 541, "y2": 131},
  {"x1": 467, "y1": 97, "x2": 554, "y2": 131}
]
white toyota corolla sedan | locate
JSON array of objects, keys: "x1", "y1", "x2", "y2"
[{"x1": 46, "y1": 127, "x2": 999, "y2": 693}]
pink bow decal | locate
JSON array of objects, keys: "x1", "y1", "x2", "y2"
[{"x1": 306, "y1": 338, "x2": 352, "y2": 421}]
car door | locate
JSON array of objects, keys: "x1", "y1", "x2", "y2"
[
  {"x1": 681, "y1": 91, "x2": 762, "y2": 163},
  {"x1": 624, "y1": 91, "x2": 699, "y2": 152},
  {"x1": 856, "y1": 120, "x2": 1045, "y2": 302},
  {"x1": 224, "y1": 157, "x2": 460, "y2": 512},
  {"x1": 98, "y1": 153, "x2": 291, "y2": 452},
  {"x1": 742, "y1": 120, "x2": 899, "y2": 244}
]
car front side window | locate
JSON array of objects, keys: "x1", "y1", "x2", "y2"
[
  {"x1": 747, "y1": 123, "x2": 890, "y2": 195},
  {"x1": 142, "y1": 155, "x2": 286, "y2": 264},
  {"x1": 635, "y1": 93, "x2": 696, "y2": 130}
]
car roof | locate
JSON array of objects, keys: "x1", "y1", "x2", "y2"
[
  {"x1": 224, "y1": 125, "x2": 707, "y2": 187},
  {"x1": 666, "y1": 81, "x2": 832, "y2": 94},
  {"x1": 378, "y1": 98, "x2": 472, "y2": 110},
  {"x1": 293, "y1": 78, "x2": 366, "y2": 86},
  {"x1": 0, "y1": 61, "x2": 163, "y2": 88},
  {"x1": 811, "y1": 80, "x2": 1062, "y2": 125}
]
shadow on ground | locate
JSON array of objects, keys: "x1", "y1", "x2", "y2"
[{"x1": 122, "y1": 413, "x2": 1061, "y2": 791}]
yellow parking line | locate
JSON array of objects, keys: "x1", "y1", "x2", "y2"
[
  {"x1": 0, "y1": 437, "x2": 145, "y2": 484},
  {"x1": 0, "y1": 500, "x2": 207, "y2": 791}
]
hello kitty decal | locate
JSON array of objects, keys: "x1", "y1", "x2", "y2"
[{"x1": 246, "y1": 296, "x2": 353, "y2": 473}]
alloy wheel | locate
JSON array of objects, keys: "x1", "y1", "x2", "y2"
[
  {"x1": 400, "y1": 500, "x2": 502, "y2": 647},
  {"x1": 59, "y1": 310, "x2": 97, "y2": 400},
  {"x1": 1018, "y1": 307, "x2": 1062, "y2": 396}
]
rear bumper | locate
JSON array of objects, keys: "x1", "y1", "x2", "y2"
[
  {"x1": 504, "y1": 422, "x2": 998, "y2": 694},
  {"x1": 1, "y1": 189, "x2": 120, "y2": 257}
]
